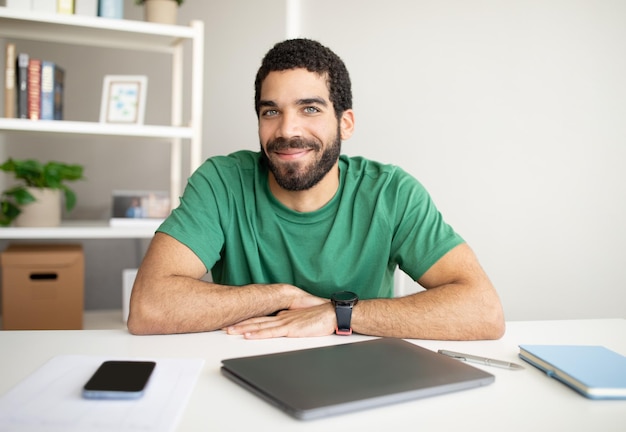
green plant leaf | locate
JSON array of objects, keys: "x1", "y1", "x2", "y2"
[
  {"x1": 0, "y1": 200, "x2": 21, "y2": 226},
  {"x1": 62, "y1": 185, "x2": 77, "y2": 211},
  {"x1": 4, "y1": 186, "x2": 36, "y2": 205},
  {"x1": 22, "y1": 160, "x2": 43, "y2": 186},
  {"x1": 1, "y1": 158, "x2": 85, "y2": 224}
]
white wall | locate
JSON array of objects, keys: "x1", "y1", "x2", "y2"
[
  {"x1": 2, "y1": 1, "x2": 624, "y2": 321},
  {"x1": 295, "y1": 0, "x2": 626, "y2": 320}
]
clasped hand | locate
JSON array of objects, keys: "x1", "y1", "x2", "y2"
[{"x1": 225, "y1": 300, "x2": 336, "y2": 339}]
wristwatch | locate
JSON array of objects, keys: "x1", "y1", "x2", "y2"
[{"x1": 331, "y1": 291, "x2": 359, "y2": 335}]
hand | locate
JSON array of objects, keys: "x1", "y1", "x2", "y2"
[
  {"x1": 287, "y1": 287, "x2": 329, "y2": 310},
  {"x1": 226, "y1": 302, "x2": 335, "y2": 339}
]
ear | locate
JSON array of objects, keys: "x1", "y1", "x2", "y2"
[{"x1": 339, "y1": 109, "x2": 355, "y2": 140}]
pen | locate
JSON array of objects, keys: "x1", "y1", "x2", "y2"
[{"x1": 438, "y1": 349, "x2": 524, "y2": 370}]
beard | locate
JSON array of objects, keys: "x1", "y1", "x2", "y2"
[{"x1": 261, "y1": 129, "x2": 341, "y2": 191}]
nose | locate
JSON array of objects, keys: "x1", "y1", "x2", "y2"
[{"x1": 276, "y1": 110, "x2": 302, "y2": 139}]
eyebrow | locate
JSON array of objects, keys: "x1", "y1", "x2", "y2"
[
  {"x1": 297, "y1": 97, "x2": 328, "y2": 107},
  {"x1": 259, "y1": 100, "x2": 278, "y2": 108},
  {"x1": 259, "y1": 97, "x2": 329, "y2": 108}
]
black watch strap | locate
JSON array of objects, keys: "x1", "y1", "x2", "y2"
[{"x1": 335, "y1": 305, "x2": 353, "y2": 336}]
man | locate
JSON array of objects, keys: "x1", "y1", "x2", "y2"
[{"x1": 128, "y1": 39, "x2": 505, "y2": 340}]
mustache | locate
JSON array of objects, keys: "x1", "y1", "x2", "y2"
[{"x1": 266, "y1": 137, "x2": 321, "y2": 153}]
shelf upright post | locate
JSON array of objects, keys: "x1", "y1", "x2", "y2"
[
  {"x1": 170, "y1": 38, "x2": 184, "y2": 210},
  {"x1": 190, "y1": 20, "x2": 204, "y2": 173}
]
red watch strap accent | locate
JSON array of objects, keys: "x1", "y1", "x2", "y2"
[{"x1": 335, "y1": 327, "x2": 353, "y2": 336}]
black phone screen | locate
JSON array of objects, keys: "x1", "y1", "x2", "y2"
[{"x1": 83, "y1": 360, "x2": 156, "y2": 399}]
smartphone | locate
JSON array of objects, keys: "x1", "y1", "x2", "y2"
[{"x1": 82, "y1": 360, "x2": 156, "y2": 400}]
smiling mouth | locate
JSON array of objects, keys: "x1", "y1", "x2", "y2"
[
  {"x1": 274, "y1": 148, "x2": 312, "y2": 160},
  {"x1": 266, "y1": 137, "x2": 320, "y2": 161}
]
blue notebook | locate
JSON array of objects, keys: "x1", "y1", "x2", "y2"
[{"x1": 519, "y1": 345, "x2": 626, "y2": 399}]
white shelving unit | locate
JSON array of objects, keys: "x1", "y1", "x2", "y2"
[
  {"x1": 0, "y1": 7, "x2": 204, "y2": 239},
  {"x1": 0, "y1": 220, "x2": 162, "y2": 239}
]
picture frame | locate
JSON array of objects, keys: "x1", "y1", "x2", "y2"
[
  {"x1": 111, "y1": 190, "x2": 170, "y2": 219},
  {"x1": 99, "y1": 75, "x2": 148, "y2": 124},
  {"x1": 109, "y1": 190, "x2": 170, "y2": 227}
]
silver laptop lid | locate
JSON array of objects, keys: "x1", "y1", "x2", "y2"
[{"x1": 221, "y1": 337, "x2": 494, "y2": 420}]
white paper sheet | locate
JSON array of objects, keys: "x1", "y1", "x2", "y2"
[{"x1": 0, "y1": 355, "x2": 204, "y2": 432}]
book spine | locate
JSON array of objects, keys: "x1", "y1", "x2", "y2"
[
  {"x1": 4, "y1": 43, "x2": 16, "y2": 118},
  {"x1": 53, "y1": 66, "x2": 65, "y2": 120},
  {"x1": 40, "y1": 61, "x2": 55, "y2": 120},
  {"x1": 98, "y1": 0, "x2": 123, "y2": 19},
  {"x1": 27, "y1": 58, "x2": 42, "y2": 120},
  {"x1": 16, "y1": 53, "x2": 29, "y2": 119},
  {"x1": 56, "y1": 0, "x2": 74, "y2": 14}
]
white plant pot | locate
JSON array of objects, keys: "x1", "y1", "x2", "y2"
[
  {"x1": 144, "y1": 0, "x2": 178, "y2": 25},
  {"x1": 14, "y1": 187, "x2": 62, "y2": 227}
]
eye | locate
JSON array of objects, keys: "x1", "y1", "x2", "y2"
[
  {"x1": 303, "y1": 106, "x2": 321, "y2": 114},
  {"x1": 261, "y1": 109, "x2": 279, "y2": 117}
]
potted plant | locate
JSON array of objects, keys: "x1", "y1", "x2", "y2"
[
  {"x1": 0, "y1": 158, "x2": 84, "y2": 227},
  {"x1": 135, "y1": 0, "x2": 183, "y2": 25}
]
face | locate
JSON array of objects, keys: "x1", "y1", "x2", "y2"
[{"x1": 258, "y1": 69, "x2": 354, "y2": 192}]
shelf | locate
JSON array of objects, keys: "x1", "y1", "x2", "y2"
[
  {"x1": 0, "y1": 220, "x2": 160, "y2": 239},
  {"x1": 0, "y1": 118, "x2": 193, "y2": 139},
  {"x1": 0, "y1": 7, "x2": 195, "y2": 53},
  {"x1": 0, "y1": 10, "x2": 204, "y2": 242}
]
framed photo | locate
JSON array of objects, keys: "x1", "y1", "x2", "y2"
[
  {"x1": 99, "y1": 75, "x2": 148, "y2": 124},
  {"x1": 111, "y1": 190, "x2": 170, "y2": 219},
  {"x1": 109, "y1": 190, "x2": 170, "y2": 227}
]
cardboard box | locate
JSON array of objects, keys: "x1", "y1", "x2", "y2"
[{"x1": 1, "y1": 244, "x2": 84, "y2": 330}]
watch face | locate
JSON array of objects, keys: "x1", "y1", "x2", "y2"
[{"x1": 332, "y1": 291, "x2": 358, "y2": 303}]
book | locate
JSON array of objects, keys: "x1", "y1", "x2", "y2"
[
  {"x1": 53, "y1": 64, "x2": 65, "y2": 120},
  {"x1": 40, "y1": 61, "x2": 65, "y2": 120},
  {"x1": 56, "y1": 0, "x2": 74, "y2": 14},
  {"x1": 98, "y1": 0, "x2": 123, "y2": 19},
  {"x1": 4, "y1": 43, "x2": 16, "y2": 118},
  {"x1": 519, "y1": 345, "x2": 626, "y2": 399},
  {"x1": 16, "y1": 52, "x2": 29, "y2": 119},
  {"x1": 27, "y1": 58, "x2": 42, "y2": 120}
]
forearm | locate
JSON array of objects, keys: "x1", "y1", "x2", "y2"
[
  {"x1": 351, "y1": 283, "x2": 505, "y2": 340},
  {"x1": 128, "y1": 275, "x2": 293, "y2": 335}
]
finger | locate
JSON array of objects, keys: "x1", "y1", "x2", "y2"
[
  {"x1": 243, "y1": 325, "x2": 289, "y2": 340},
  {"x1": 226, "y1": 316, "x2": 282, "y2": 335},
  {"x1": 246, "y1": 314, "x2": 333, "y2": 339}
]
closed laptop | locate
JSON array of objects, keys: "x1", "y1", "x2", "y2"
[{"x1": 221, "y1": 337, "x2": 495, "y2": 420}]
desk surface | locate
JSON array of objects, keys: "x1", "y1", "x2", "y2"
[{"x1": 1, "y1": 319, "x2": 625, "y2": 431}]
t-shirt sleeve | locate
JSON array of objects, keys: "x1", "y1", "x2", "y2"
[
  {"x1": 389, "y1": 168, "x2": 465, "y2": 281},
  {"x1": 157, "y1": 159, "x2": 228, "y2": 272}
]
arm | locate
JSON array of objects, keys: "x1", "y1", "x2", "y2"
[
  {"x1": 229, "y1": 243, "x2": 505, "y2": 340},
  {"x1": 352, "y1": 243, "x2": 505, "y2": 340},
  {"x1": 127, "y1": 232, "x2": 326, "y2": 335}
]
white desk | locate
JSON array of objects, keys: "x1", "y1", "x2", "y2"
[{"x1": 1, "y1": 319, "x2": 624, "y2": 431}]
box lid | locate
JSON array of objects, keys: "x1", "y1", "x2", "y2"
[{"x1": 1, "y1": 244, "x2": 84, "y2": 268}]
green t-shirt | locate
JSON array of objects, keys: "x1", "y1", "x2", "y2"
[{"x1": 158, "y1": 151, "x2": 464, "y2": 299}]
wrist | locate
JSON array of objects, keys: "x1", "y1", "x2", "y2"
[
  {"x1": 331, "y1": 291, "x2": 359, "y2": 335},
  {"x1": 279, "y1": 283, "x2": 305, "y2": 309}
]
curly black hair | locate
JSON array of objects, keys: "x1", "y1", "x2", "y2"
[{"x1": 254, "y1": 39, "x2": 352, "y2": 120}]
